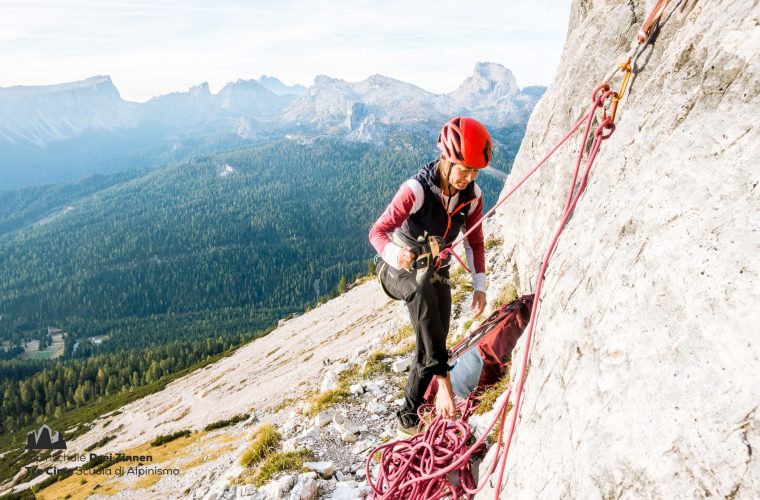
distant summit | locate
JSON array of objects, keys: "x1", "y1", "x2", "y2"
[
  {"x1": 0, "y1": 63, "x2": 545, "y2": 188},
  {"x1": 0, "y1": 75, "x2": 140, "y2": 147},
  {"x1": 0, "y1": 75, "x2": 119, "y2": 99},
  {"x1": 283, "y1": 62, "x2": 543, "y2": 133},
  {"x1": 448, "y1": 62, "x2": 535, "y2": 125},
  {"x1": 257, "y1": 76, "x2": 306, "y2": 96}
]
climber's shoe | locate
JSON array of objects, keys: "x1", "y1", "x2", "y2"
[
  {"x1": 396, "y1": 421, "x2": 417, "y2": 439},
  {"x1": 396, "y1": 415, "x2": 419, "y2": 438}
]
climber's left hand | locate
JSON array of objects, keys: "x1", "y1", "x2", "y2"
[{"x1": 471, "y1": 291, "x2": 486, "y2": 318}]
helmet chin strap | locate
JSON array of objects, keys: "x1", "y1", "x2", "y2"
[
  {"x1": 441, "y1": 157, "x2": 455, "y2": 213},
  {"x1": 442, "y1": 157, "x2": 457, "y2": 196}
]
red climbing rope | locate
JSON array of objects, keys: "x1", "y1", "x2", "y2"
[
  {"x1": 367, "y1": 395, "x2": 497, "y2": 499},
  {"x1": 367, "y1": 3, "x2": 675, "y2": 498},
  {"x1": 637, "y1": 0, "x2": 672, "y2": 43},
  {"x1": 492, "y1": 84, "x2": 616, "y2": 498}
]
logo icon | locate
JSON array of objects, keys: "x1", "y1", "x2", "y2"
[{"x1": 26, "y1": 424, "x2": 67, "y2": 450}]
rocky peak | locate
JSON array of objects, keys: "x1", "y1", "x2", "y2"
[
  {"x1": 449, "y1": 62, "x2": 519, "y2": 100},
  {"x1": 257, "y1": 75, "x2": 306, "y2": 95},
  {"x1": 70, "y1": 75, "x2": 121, "y2": 97},
  {"x1": 0, "y1": 74, "x2": 138, "y2": 146},
  {"x1": 188, "y1": 82, "x2": 211, "y2": 98},
  {"x1": 216, "y1": 79, "x2": 273, "y2": 104},
  {"x1": 474, "y1": 61, "x2": 515, "y2": 81},
  {"x1": 0, "y1": 74, "x2": 120, "y2": 100}
]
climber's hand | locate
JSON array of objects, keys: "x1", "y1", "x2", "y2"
[
  {"x1": 398, "y1": 248, "x2": 415, "y2": 270},
  {"x1": 471, "y1": 290, "x2": 486, "y2": 318},
  {"x1": 435, "y1": 375, "x2": 456, "y2": 419}
]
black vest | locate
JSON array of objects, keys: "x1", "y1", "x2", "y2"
[{"x1": 396, "y1": 160, "x2": 478, "y2": 251}]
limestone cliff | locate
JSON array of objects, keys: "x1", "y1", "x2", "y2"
[{"x1": 478, "y1": 0, "x2": 759, "y2": 498}]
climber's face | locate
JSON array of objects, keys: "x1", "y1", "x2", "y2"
[{"x1": 443, "y1": 158, "x2": 479, "y2": 191}]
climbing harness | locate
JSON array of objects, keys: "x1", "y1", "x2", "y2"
[
  {"x1": 377, "y1": 234, "x2": 453, "y2": 298},
  {"x1": 367, "y1": 2, "x2": 676, "y2": 498}
]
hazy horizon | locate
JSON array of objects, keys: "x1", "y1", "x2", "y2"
[
  {"x1": 1, "y1": 0, "x2": 572, "y2": 102},
  {"x1": 0, "y1": 63, "x2": 547, "y2": 104}
]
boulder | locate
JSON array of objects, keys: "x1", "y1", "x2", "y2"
[
  {"x1": 303, "y1": 461, "x2": 335, "y2": 478},
  {"x1": 315, "y1": 411, "x2": 334, "y2": 427},
  {"x1": 326, "y1": 481, "x2": 361, "y2": 500},
  {"x1": 363, "y1": 382, "x2": 384, "y2": 396},
  {"x1": 289, "y1": 473, "x2": 318, "y2": 500},
  {"x1": 352, "y1": 440, "x2": 374, "y2": 455},
  {"x1": 367, "y1": 401, "x2": 387, "y2": 415},
  {"x1": 256, "y1": 474, "x2": 296, "y2": 499},
  {"x1": 340, "y1": 431, "x2": 357, "y2": 443},
  {"x1": 391, "y1": 357, "x2": 412, "y2": 373},
  {"x1": 349, "y1": 383, "x2": 365, "y2": 395}
]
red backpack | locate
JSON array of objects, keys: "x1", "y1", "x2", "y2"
[{"x1": 426, "y1": 294, "x2": 534, "y2": 401}]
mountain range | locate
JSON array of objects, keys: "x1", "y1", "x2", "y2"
[{"x1": 0, "y1": 63, "x2": 543, "y2": 189}]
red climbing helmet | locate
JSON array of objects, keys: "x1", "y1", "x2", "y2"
[{"x1": 437, "y1": 116, "x2": 492, "y2": 168}]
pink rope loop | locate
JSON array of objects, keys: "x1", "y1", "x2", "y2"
[
  {"x1": 596, "y1": 117, "x2": 616, "y2": 140},
  {"x1": 592, "y1": 82, "x2": 612, "y2": 105}
]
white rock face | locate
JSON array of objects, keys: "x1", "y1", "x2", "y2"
[
  {"x1": 0, "y1": 75, "x2": 142, "y2": 146},
  {"x1": 477, "y1": 0, "x2": 760, "y2": 498}
]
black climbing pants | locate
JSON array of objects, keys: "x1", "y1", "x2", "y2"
[{"x1": 378, "y1": 259, "x2": 451, "y2": 426}]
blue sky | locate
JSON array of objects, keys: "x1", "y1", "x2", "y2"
[{"x1": 0, "y1": 0, "x2": 572, "y2": 102}]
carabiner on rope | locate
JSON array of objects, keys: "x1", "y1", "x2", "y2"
[{"x1": 603, "y1": 59, "x2": 634, "y2": 124}]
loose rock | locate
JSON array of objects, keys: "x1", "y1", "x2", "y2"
[
  {"x1": 392, "y1": 357, "x2": 412, "y2": 373},
  {"x1": 289, "y1": 473, "x2": 318, "y2": 500},
  {"x1": 349, "y1": 383, "x2": 365, "y2": 395},
  {"x1": 340, "y1": 431, "x2": 357, "y2": 443},
  {"x1": 315, "y1": 411, "x2": 334, "y2": 427},
  {"x1": 303, "y1": 461, "x2": 335, "y2": 478},
  {"x1": 367, "y1": 401, "x2": 387, "y2": 415}
]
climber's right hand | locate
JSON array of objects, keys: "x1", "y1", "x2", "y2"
[{"x1": 398, "y1": 248, "x2": 416, "y2": 270}]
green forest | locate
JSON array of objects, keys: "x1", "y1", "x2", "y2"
[{"x1": 0, "y1": 126, "x2": 522, "y2": 441}]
